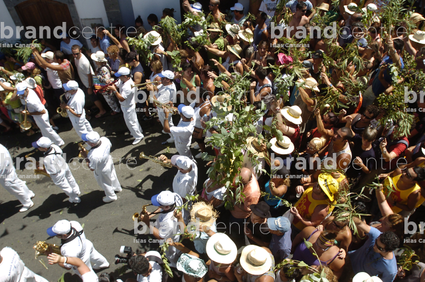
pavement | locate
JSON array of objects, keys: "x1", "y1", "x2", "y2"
[{"x1": 0, "y1": 111, "x2": 209, "y2": 281}]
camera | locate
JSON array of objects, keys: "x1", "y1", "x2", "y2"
[{"x1": 114, "y1": 246, "x2": 134, "y2": 265}]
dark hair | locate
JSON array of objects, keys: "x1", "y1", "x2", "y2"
[
  {"x1": 148, "y1": 14, "x2": 159, "y2": 25},
  {"x1": 413, "y1": 167, "x2": 425, "y2": 182},
  {"x1": 181, "y1": 61, "x2": 192, "y2": 72},
  {"x1": 255, "y1": 66, "x2": 267, "y2": 80},
  {"x1": 380, "y1": 231, "x2": 400, "y2": 252},
  {"x1": 259, "y1": 11, "x2": 268, "y2": 20},
  {"x1": 99, "y1": 272, "x2": 115, "y2": 282},
  {"x1": 71, "y1": 45, "x2": 81, "y2": 51},
  {"x1": 393, "y1": 39, "x2": 404, "y2": 52},
  {"x1": 125, "y1": 51, "x2": 138, "y2": 63},
  {"x1": 135, "y1": 15, "x2": 143, "y2": 25},
  {"x1": 326, "y1": 112, "x2": 339, "y2": 126},
  {"x1": 365, "y1": 104, "x2": 379, "y2": 118},
  {"x1": 200, "y1": 65, "x2": 212, "y2": 77},
  {"x1": 163, "y1": 8, "x2": 175, "y2": 18},
  {"x1": 129, "y1": 253, "x2": 150, "y2": 275},
  {"x1": 115, "y1": 24, "x2": 126, "y2": 36},
  {"x1": 282, "y1": 264, "x2": 303, "y2": 280},
  {"x1": 266, "y1": 55, "x2": 275, "y2": 70},
  {"x1": 119, "y1": 48, "x2": 128, "y2": 61},
  {"x1": 340, "y1": 127, "x2": 354, "y2": 141},
  {"x1": 54, "y1": 50, "x2": 65, "y2": 62},
  {"x1": 296, "y1": 2, "x2": 307, "y2": 10}
]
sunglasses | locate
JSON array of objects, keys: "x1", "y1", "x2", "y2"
[
  {"x1": 375, "y1": 240, "x2": 386, "y2": 252},
  {"x1": 301, "y1": 9, "x2": 307, "y2": 13},
  {"x1": 72, "y1": 52, "x2": 80, "y2": 56},
  {"x1": 362, "y1": 113, "x2": 373, "y2": 120}
]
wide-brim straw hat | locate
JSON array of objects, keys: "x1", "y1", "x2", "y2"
[
  {"x1": 227, "y1": 44, "x2": 242, "y2": 59},
  {"x1": 344, "y1": 3, "x2": 358, "y2": 15},
  {"x1": 91, "y1": 51, "x2": 108, "y2": 62},
  {"x1": 238, "y1": 29, "x2": 253, "y2": 43},
  {"x1": 246, "y1": 137, "x2": 268, "y2": 159},
  {"x1": 211, "y1": 94, "x2": 232, "y2": 112},
  {"x1": 281, "y1": 105, "x2": 302, "y2": 125},
  {"x1": 298, "y1": 77, "x2": 320, "y2": 92},
  {"x1": 240, "y1": 245, "x2": 272, "y2": 275},
  {"x1": 207, "y1": 22, "x2": 223, "y2": 33},
  {"x1": 409, "y1": 30, "x2": 425, "y2": 44},
  {"x1": 190, "y1": 202, "x2": 218, "y2": 227},
  {"x1": 144, "y1": 31, "x2": 162, "y2": 45},
  {"x1": 316, "y1": 2, "x2": 329, "y2": 11},
  {"x1": 411, "y1": 13, "x2": 425, "y2": 25},
  {"x1": 225, "y1": 23, "x2": 240, "y2": 38},
  {"x1": 270, "y1": 136, "x2": 294, "y2": 155},
  {"x1": 206, "y1": 233, "x2": 237, "y2": 264}
]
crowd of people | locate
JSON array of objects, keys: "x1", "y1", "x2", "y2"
[{"x1": 2, "y1": 0, "x2": 425, "y2": 281}]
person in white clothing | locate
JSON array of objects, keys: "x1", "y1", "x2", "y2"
[
  {"x1": 41, "y1": 51, "x2": 65, "y2": 104},
  {"x1": 15, "y1": 82, "x2": 65, "y2": 146},
  {"x1": 146, "y1": 70, "x2": 176, "y2": 143},
  {"x1": 126, "y1": 250, "x2": 163, "y2": 282},
  {"x1": 164, "y1": 104, "x2": 195, "y2": 159},
  {"x1": 46, "y1": 219, "x2": 109, "y2": 276},
  {"x1": 107, "y1": 67, "x2": 144, "y2": 145},
  {"x1": 48, "y1": 253, "x2": 99, "y2": 282},
  {"x1": 81, "y1": 131, "x2": 122, "y2": 202},
  {"x1": 0, "y1": 144, "x2": 34, "y2": 212},
  {"x1": 0, "y1": 246, "x2": 49, "y2": 282},
  {"x1": 32, "y1": 137, "x2": 81, "y2": 203},
  {"x1": 61, "y1": 80, "x2": 93, "y2": 138}
]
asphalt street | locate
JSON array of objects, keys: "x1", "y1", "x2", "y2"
[{"x1": 0, "y1": 111, "x2": 209, "y2": 281}]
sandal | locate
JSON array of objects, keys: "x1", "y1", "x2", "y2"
[{"x1": 95, "y1": 112, "x2": 107, "y2": 118}]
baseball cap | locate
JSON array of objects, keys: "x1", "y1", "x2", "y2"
[
  {"x1": 178, "y1": 104, "x2": 194, "y2": 118},
  {"x1": 158, "y1": 70, "x2": 174, "y2": 80},
  {"x1": 115, "y1": 67, "x2": 131, "y2": 77},
  {"x1": 171, "y1": 155, "x2": 191, "y2": 170},
  {"x1": 63, "y1": 80, "x2": 79, "y2": 91},
  {"x1": 46, "y1": 219, "x2": 72, "y2": 236},
  {"x1": 24, "y1": 77, "x2": 37, "y2": 89},
  {"x1": 41, "y1": 51, "x2": 54, "y2": 60},
  {"x1": 230, "y1": 3, "x2": 244, "y2": 11},
  {"x1": 267, "y1": 216, "x2": 290, "y2": 233},
  {"x1": 16, "y1": 82, "x2": 28, "y2": 95},
  {"x1": 312, "y1": 50, "x2": 324, "y2": 59},
  {"x1": 21, "y1": 62, "x2": 36, "y2": 70},
  {"x1": 191, "y1": 2, "x2": 202, "y2": 11},
  {"x1": 81, "y1": 132, "x2": 100, "y2": 143},
  {"x1": 151, "y1": 191, "x2": 176, "y2": 206},
  {"x1": 32, "y1": 137, "x2": 53, "y2": 149},
  {"x1": 125, "y1": 51, "x2": 138, "y2": 63}
]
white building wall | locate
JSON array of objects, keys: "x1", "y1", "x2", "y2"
[
  {"x1": 0, "y1": 0, "x2": 18, "y2": 42},
  {"x1": 131, "y1": 0, "x2": 182, "y2": 31}
]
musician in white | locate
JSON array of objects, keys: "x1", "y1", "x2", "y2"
[
  {"x1": 61, "y1": 80, "x2": 93, "y2": 138},
  {"x1": 0, "y1": 246, "x2": 49, "y2": 282},
  {"x1": 32, "y1": 137, "x2": 81, "y2": 203},
  {"x1": 146, "y1": 70, "x2": 176, "y2": 143},
  {"x1": 107, "y1": 67, "x2": 144, "y2": 145},
  {"x1": 48, "y1": 254, "x2": 99, "y2": 282},
  {"x1": 0, "y1": 144, "x2": 35, "y2": 212},
  {"x1": 15, "y1": 82, "x2": 64, "y2": 146},
  {"x1": 46, "y1": 219, "x2": 109, "y2": 277},
  {"x1": 82, "y1": 131, "x2": 122, "y2": 202}
]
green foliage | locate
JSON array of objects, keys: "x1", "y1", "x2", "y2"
[
  {"x1": 397, "y1": 246, "x2": 420, "y2": 271},
  {"x1": 166, "y1": 50, "x2": 182, "y2": 72},
  {"x1": 160, "y1": 242, "x2": 174, "y2": 278},
  {"x1": 156, "y1": 16, "x2": 183, "y2": 47},
  {"x1": 14, "y1": 40, "x2": 42, "y2": 63},
  {"x1": 127, "y1": 33, "x2": 155, "y2": 64}
]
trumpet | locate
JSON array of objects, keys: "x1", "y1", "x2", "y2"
[
  {"x1": 139, "y1": 152, "x2": 173, "y2": 168},
  {"x1": 77, "y1": 141, "x2": 88, "y2": 158},
  {"x1": 25, "y1": 151, "x2": 50, "y2": 178},
  {"x1": 33, "y1": 241, "x2": 61, "y2": 257},
  {"x1": 152, "y1": 98, "x2": 178, "y2": 115},
  {"x1": 57, "y1": 94, "x2": 68, "y2": 118},
  {"x1": 20, "y1": 101, "x2": 32, "y2": 131},
  {"x1": 132, "y1": 204, "x2": 153, "y2": 222},
  {"x1": 132, "y1": 81, "x2": 160, "y2": 89}
]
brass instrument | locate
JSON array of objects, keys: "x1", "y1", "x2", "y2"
[
  {"x1": 93, "y1": 79, "x2": 119, "y2": 94},
  {"x1": 131, "y1": 81, "x2": 160, "y2": 90},
  {"x1": 152, "y1": 98, "x2": 178, "y2": 115},
  {"x1": 77, "y1": 141, "x2": 88, "y2": 158},
  {"x1": 139, "y1": 152, "x2": 173, "y2": 168},
  {"x1": 33, "y1": 241, "x2": 61, "y2": 257},
  {"x1": 132, "y1": 204, "x2": 153, "y2": 222},
  {"x1": 56, "y1": 94, "x2": 68, "y2": 118},
  {"x1": 20, "y1": 101, "x2": 32, "y2": 131},
  {"x1": 25, "y1": 151, "x2": 50, "y2": 178}
]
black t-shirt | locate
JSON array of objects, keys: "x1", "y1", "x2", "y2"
[
  {"x1": 246, "y1": 221, "x2": 272, "y2": 245},
  {"x1": 346, "y1": 134, "x2": 376, "y2": 178}
]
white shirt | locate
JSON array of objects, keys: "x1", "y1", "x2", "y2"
[
  {"x1": 43, "y1": 144, "x2": 68, "y2": 175},
  {"x1": 0, "y1": 144, "x2": 14, "y2": 176},
  {"x1": 137, "y1": 260, "x2": 162, "y2": 282},
  {"x1": 116, "y1": 78, "x2": 136, "y2": 108},
  {"x1": 74, "y1": 54, "x2": 94, "y2": 88},
  {"x1": 66, "y1": 88, "x2": 85, "y2": 115},
  {"x1": 20, "y1": 89, "x2": 45, "y2": 114},
  {"x1": 155, "y1": 83, "x2": 176, "y2": 104},
  {"x1": 46, "y1": 62, "x2": 62, "y2": 89},
  {"x1": 60, "y1": 39, "x2": 83, "y2": 55},
  {"x1": 173, "y1": 160, "x2": 198, "y2": 198},
  {"x1": 61, "y1": 221, "x2": 89, "y2": 270},
  {"x1": 87, "y1": 137, "x2": 112, "y2": 172},
  {"x1": 82, "y1": 271, "x2": 99, "y2": 282},
  {"x1": 170, "y1": 120, "x2": 195, "y2": 153},
  {"x1": 0, "y1": 247, "x2": 25, "y2": 282}
]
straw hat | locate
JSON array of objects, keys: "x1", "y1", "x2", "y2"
[
  {"x1": 225, "y1": 23, "x2": 240, "y2": 38},
  {"x1": 206, "y1": 233, "x2": 237, "y2": 264},
  {"x1": 211, "y1": 94, "x2": 232, "y2": 112},
  {"x1": 352, "y1": 272, "x2": 383, "y2": 282},
  {"x1": 281, "y1": 105, "x2": 302, "y2": 125},
  {"x1": 409, "y1": 30, "x2": 425, "y2": 45},
  {"x1": 298, "y1": 77, "x2": 320, "y2": 92},
  {"x1": 143, "y1": 31, "x2": 162, "y2": 45},
  {"x1": 176, "y1": 254, "x2": 208, "y2": 278},
  {"x1": 246, "y1": 137, "x2": 268, "y2": 159},
  {"x1": 240, "y1": 245, "x2": 272, "y2": 275},
  {"x1": 318, "y1": 173, "x2": 339, "y2": 202},
  {"x1": 316, "y1": 2, "x2": 329, "y2": 11},
  {"x1": 207, "y1": 22, "x2": 223, "y2": 33},
  {"x1": 227, "y1": 44, "x2": 242, "y2": 59},
  {"x1": 190, "y1": 202, "x2": 218, "y2": 227},
  {"x1": 238, "y1": 29, "x2": 253, "y2": 43},
  {"x1": 344, "y1": 3, "x2": 358, "y2": 15},
  {"x1": 410, "y1": 13, "x2": 425, "y2": 25},
  {"x1": 270, "y1": 136, "x2": 294, "y2": 155},
  {"x1": 91, "y1": 51, "x2": 108, "y2": 62}
]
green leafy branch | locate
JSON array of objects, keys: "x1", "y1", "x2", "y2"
[{"x1": 159, "y1": 242, "x2": 173, "y2": 277}]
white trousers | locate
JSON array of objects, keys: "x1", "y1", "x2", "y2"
[
  {"x1": 122, "y1": 105, "x2": 144, "y2": 139},
  {"x1": 19, "y1": 266, "x2": 49, "y2": 282},
  {"x1": 86, "y1": 239, "x2": 109, "y2": 269},
  {"x1": 158, "y1": 110, "x2": 174, "y2": 138},
  {"x1": 94, "y1": 157, "x2": 121, "y2": 199},
  {"x1": 69, "y1": 111, "x2": 93, "y2": 138},
  {"x1": 33, "y1": 112, "x2": 64, "y2": 145},
  {"x1": 0, "y1": 169, "x2": 33, "y2": 206},
  {"x1": 50, "y1": 165, "x2": 80, "y2": 200}
]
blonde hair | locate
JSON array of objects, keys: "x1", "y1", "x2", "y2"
[
  {"x1": 107, "y1": 45, "x2": 119, "y2": 57},
  {"x1": 310, "y1": 137, "x2": 327, "y2": 151},
  {"x1": 151, "y1": 60, "x2": 163, "y2": 73}
]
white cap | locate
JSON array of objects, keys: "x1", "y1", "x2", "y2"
[
  {"x1": 16, "y1": 82, "x2": 28, "y2": 95},
  {"x1": 158, "y1": 70, "x2": 174, "y2": 80},
  {"x1": 81, "y1": 132, "x2": 100, "y2": 143},
  {"x1": 115, "y1": 67, "x2": 131, "y2": 77},
  {"x1": 46, "y1": 219, "x2": 72, "y2": 236},
  {"x1": 41, "y1": 51, "x2": 54, "y2": 60},
  {"x1": 32, "y1": 137, "x2": 53, "y2": 149},
  {"x1": 191, "y1": 2, "x2": 202, "y2": 11},
  {"x1": 63, "y1": 80, "x2": 79, "y2": 91},
  {"x1": 171, "y1": 155, "x2": 192, "y2": 170},
  {"x1": 230, "y1": 3, "x2": 244, "y2": 11},
  {"x1": 152, "y1": 190, "x2": 176, "y2": 206},
  {"x1": 180, "y1": 105, "x2": 195, "y2": 119},
  {"x1": 24, "y1": 77, "x2": 37, "y2": 89}
]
